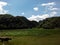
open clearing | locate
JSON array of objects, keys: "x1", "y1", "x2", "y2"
[{"x1": 0, "y1": 28, "x2": 60, "y2": 45}]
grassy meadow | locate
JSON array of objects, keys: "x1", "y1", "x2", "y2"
[{"x1": 0, "y1": 28, "x2": 60, "y2": 45}]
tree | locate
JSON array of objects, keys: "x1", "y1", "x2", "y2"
[
  {"x1": 0, "y1": 14, "x2": 39, "y2": 29},
  {"x1": 39, "y1": 17, "x2": 60, "y2": 29}
]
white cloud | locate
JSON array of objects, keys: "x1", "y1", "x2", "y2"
[
  {"x1": 28, "y1": 14, "x2": 49, "y2": 22},
  {"x1": 48, "y1": 5, "x2": 58, "y2": 11},
  {"x1": 21, "y1": 12, "x2": 24, "y2": 15},
  {"x1": 28, "y1": 2, "x2": 58, "y2": 22},
  {"x1": 27, "y1": 11, "x2": 57, "y2": 22},
  {"x1": 49, "y1": 8, "x2": 58, "y2": 10},
  {"x1": 50, "y1": 11, "x2": 57, "y2": 17},
  {"x1": 0, "y1": 1, "x2": 8, "y2": 14},
  {"x1": 41, "y1": 2, "x2": 58, "y2": 11},
  {"x1": 33, "y1": 7, "x2": 39, "y2": 11},
  {"x1": 41, "y1": 2, "x2": 55, "y2": 6}
]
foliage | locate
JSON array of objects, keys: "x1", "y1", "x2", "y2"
[
  {"x1": 0, "y1": 14, "x2": 38, "y2": 29},
  {"x1": 0, "y1": 14, "x2": 60, "y2": 29},
  {"x1": 39, "y1": 17, "x2": 60, "y2": 29},
  {"x1": 0, "y1": 28, "x2": 60, "y2": 45},
  {"x1": 0, "y1": 28, "x2": 60, "y2": 36}
]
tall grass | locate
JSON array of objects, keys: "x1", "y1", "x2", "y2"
[
  {"x1": 0, "y1": 28, "x2": 60, "y2": 45},
  {"x1": 0, "y1": 28, "x2": 60, "y2": 36}
]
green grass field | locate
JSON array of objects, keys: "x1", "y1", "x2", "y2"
[{"x1": 0, "y1": 28, "x2": 60, "y2": 45}]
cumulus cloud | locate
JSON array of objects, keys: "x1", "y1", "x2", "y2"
[
  {"x1": 49, "y1": 8, "x2": 58, "y2": 11},
  {"x1": 41, "y1": 2, "x2": 55, "y2": 6},
  {"x1": 50, "y1": 11, "x2": 57, "y2": 17},
  {"x1": 33, "y1": 7, "x2": 39, "y2": 11},
  {"x1": 0, "y1": 1, "x2": 8, "y2": 14},
  {"x1": 41, "y1": 2, "x2": 58, "y2": 11},
  {"x1": 28, "y1": 2, "x2": 58, "y2": 22},
  {"x1": 27, "y1": 11, "x2": 57, "y2": 22},
  {"x1": 28, "y1": 14, "x2": 49, "y2": 22},
  {"x1": 28, "y1": 11, "x2": 58, "y2": 22}
]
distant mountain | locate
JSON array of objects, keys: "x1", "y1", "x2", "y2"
[
  {"x1": 0, "y1": 14, "x2": 38, "y2": 29},
  {"x1": 39, "y1": 17, "x2": 60, "y2": 29}
]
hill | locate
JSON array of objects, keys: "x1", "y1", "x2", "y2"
[
  {"x1": 39, "y1": 17, "x2": 60, "y2": 29},
  {"x1": 0, "y1": 14, "x2": 38, "y2": 29},
  {"x1": 0, "y1": 14, "x2": 60, "y2": 29}
]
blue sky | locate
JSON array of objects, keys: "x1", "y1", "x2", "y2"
[{"x1": 0, "y1": 0, "x2": 60, "y2": 21}]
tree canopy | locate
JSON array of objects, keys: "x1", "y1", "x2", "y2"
[
  {"x1": 39, "y1": 17, "x2": 60, "y2": 29},
  {"x1": 0, "y1": 14, "x2": 60, "y2": 29},
  {"x1": 0, "y1": 14, "x2": 38, "y2": 29}
]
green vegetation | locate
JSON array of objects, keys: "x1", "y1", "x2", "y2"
[
  {"x1": 0, "y1": 14, "x2": 38, "y2": 29},
  {"x1": 0, "y1": 28, "x2": 60, "y2": 36},
  {"x1": 0, "y1": 14, "x2": 60, "y2": 29},
  {"x1": 1, "y1": 35, "x2": 59, "y2": 45},
  {"x1": 0, "y1": 14, "x2": 60, "y2": 45},
  {"x1": 0, "y1": 28, "x2": 60, "y2": 45},
  {"x1": 39, "y1": 17, "x2": 60, "y2": 29}
]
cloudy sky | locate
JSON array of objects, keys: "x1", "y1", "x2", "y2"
[{"x1": 0, "y1": 0, "x2": 60, "y2": 21}]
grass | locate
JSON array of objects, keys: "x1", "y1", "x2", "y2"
[
  {"x1": 0, "y1": 28, "x2": 60, "y2": 45},
  {"x1": 0, "y1": 28, "x2": 60, "y2": 36}
]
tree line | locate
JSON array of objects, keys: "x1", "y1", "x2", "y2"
[
  {"x1": 0, "y1": 14, "x2": 38, "y2": 29},
  {"x1": 0, "y1": 14, "x2": 60, "y2": 29},
  {"x1": 39, "y1": 17, "x2": 60, "y2": 29}
]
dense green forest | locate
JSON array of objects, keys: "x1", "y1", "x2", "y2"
[
  {"x1": 39, "y1": 17, "x2": 60, "y2": 29},
  {"x1": 0, "y1": 14, "x2": 38, "y2": 29},
  {"x1": 0, "y1": 14, "x2": 60, "y2": 45},
  {"x1": 0, "y1": 14, "x2": 60, "y2": 29}
]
